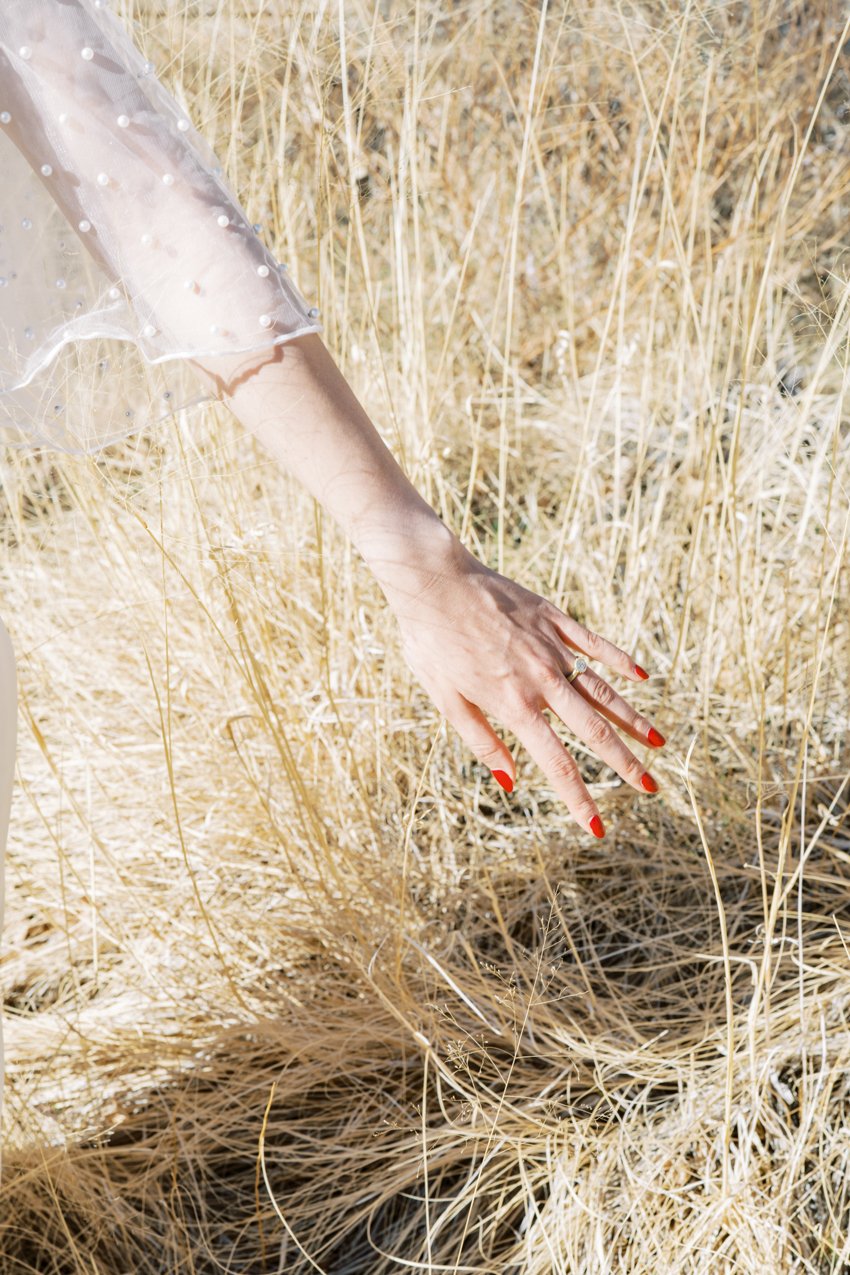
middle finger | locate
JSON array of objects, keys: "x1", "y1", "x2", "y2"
[{"x1": 545, "y1": 674, "x2": 658, "y2": 794}]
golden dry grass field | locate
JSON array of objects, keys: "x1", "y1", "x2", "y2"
[{"x1": 2, "y1": 0, "x2": 850, "y2": 1270}]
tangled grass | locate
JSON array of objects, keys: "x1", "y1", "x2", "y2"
[{"x1": 2, "y1": 0, "x2": 850, "y2": 1269}]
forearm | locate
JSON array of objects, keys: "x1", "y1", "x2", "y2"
[{"x1": 190, "y1": 334, "x2": 463, "y2": 605}]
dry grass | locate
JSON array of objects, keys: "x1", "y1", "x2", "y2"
[{"x1": 2, "y1": 0, "x2": 850, "y2": 1269}]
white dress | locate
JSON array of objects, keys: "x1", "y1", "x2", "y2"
[
  {"x1": 0, "y1": 0, "x2": 323, "y2": 1167},
  {"x1": 0, "y1": 0, "x2": 323, "y2": 454}
]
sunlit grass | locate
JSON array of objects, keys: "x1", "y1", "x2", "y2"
[{"x1": 2, "y1": 0, "x2": 850, "y2": 1270}]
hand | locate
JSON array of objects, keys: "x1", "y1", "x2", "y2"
[{"x1": 378, "y1": 531, "x2": 666, "y2": 837}]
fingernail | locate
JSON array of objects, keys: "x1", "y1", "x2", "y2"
[
  {"x1": 492, "y1": 770, "x2": 513, "y2": 793},
  {"x1": 648, "y1": 727, "x2": 666, "y2": 747},
  {"x1": 634, "y1": 664, "x2": 649, "y2": 680},
  {"x1": 589, "y1": 814, "x2": 605, "y2": 838},
  {"x1": 640, "y1": 772, "x2": 658, "y2": 793}
]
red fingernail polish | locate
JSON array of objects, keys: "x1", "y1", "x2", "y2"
[
  {"x1": 589, "y1": 814, "x2": 605, "y2": 838},
  {"x1": 492, "y1": 770, "x2": 513, "y2": 793},
  {"x1": 640, "y1": 772, "x2": 658, "y2": 793},
  {"x1": 648, "y1": 727, "x2": 666, "y2": 747},
  {"x1": 634, "y1": 664, "x2": 649, "y2": 680}
]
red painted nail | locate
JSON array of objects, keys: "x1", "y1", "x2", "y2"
[
  {"x1": 589, "y1": 814, "x2": 605, "y2": 838},
  {"x1": 634, "y1": 664, "x2": 649, "y2": 680},
  {"x1": 640, "y1": 772, "x2": 658, "y2": 793},
  {"x1": 492, "y1": 770, "x2": 513, "y2": 793},
  {"x1": 648, "y1": 727, "x2": 666, "y2": 747}
]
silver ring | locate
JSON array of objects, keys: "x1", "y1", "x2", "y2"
[{"x1": 566, "y1": 655, "x2": 588, "y2": 684}]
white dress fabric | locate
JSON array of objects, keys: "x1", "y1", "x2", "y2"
[{"x1": 0, "y1": 0, "x2": 323, "y2": 453}]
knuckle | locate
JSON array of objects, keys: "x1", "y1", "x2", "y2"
[
  {"x1": 537, "y1": 659, "x2": 566, "y2": 692},
  {"x1": 592, "y1": 678, "x2": 617, "y2": 709},
  {"x1": 474, "y1": 740, "x2": 508, "y2": 766},
  {"x1": 548, "y1": 749, "x2": 581, "y2": 784},
  {"x1": 585, "y1": 712, "x2": 613, "y2": 749},
  {"x1": 575, "y1": 797, "x2": 598, "y2": 824},
  {"x1": 582, "y1": 628, "x2": 602, "y2": 654},
  {"x1": 623, "y1": 752, "x2": 645, "y2": 783}
]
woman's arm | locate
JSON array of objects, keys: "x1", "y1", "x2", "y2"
[
  {"x1": 0, "y1": 0, "x2": 666, "y2": 829},
  {"x1": 191, "y1": 336, "x2": 666, "y2": 836},
  {"x1": 191, "y1": 335, "x2": 457, "y2": 595}
]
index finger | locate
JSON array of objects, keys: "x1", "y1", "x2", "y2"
[{"x1": 544, "y1": 604, "x2": 648, "y2": 683}]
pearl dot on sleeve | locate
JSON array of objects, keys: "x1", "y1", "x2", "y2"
[
  {"x1": 257, "y1": 265, "x2": 270, "y2": 277},
  {"x1": 217, "y1": 215, "x2": 229, "y2": 227},
  {"x1": 21, "y1": 218, "x2": 32, "y2": 229},
  {"x1": 177, "y1": 119, "x2": 190, "y2": 132},
  {"x1": 117, "y1": 114, "x2": 130, "y2": 128},
  {"x1": 209, "y1": 324, "x2": 220, "y2": 335},
  {"x1": 40, "y1": 164, "x2": 53, "y2": 176},
  {"x1": 140, "y1": 232, "x2": 152, "y2": 246},
  {"x1": 0, "y1": 113, "x2": 10, "y2": 125},
  {"x1": 108, "y1": 287, "x2": 121, "y2": 299},
  {"x1": 162, "y1": 173, "x2": 174, "y2": 186},
  {"x1": 81, "y1": 47, "x2": 94, "y2": 60},
  {"x1": 19, "y1": 47, "x2": 32, "y2": 60},
  {"x1": 78, "y1": 219, "x2": 91, "y2": 232},
  {"x1": 97, "y1": 173, "x2": 109, "y2": 186},
  {"x1": 56, "y1": 279, "x2": 66, "y2": 289},
  {"x1": 143, "y1": 324, "x2": 157, "y2": 338},
  {"x1": 259, "y1": 314, "x2": 272, "y2": 328},
  {"x1": 308, "y1": 307, "x2": 320, "y2": 318}
]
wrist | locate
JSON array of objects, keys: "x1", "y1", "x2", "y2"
[{"x1": 354, "y1": 505, "x2": 467, "y2": 608}]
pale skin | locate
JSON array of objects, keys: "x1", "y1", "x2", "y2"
[{"x1": 190, "y1": 333, "x2": 666, "y2": 837}]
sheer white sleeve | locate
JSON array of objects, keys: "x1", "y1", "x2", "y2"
[{"x1": 0, "y1": 0, "x2": 323, "y2": 453}]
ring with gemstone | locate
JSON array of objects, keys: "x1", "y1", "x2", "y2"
[{"x1": 566, "y1": 655, "x2": 588, "y2": 683}]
